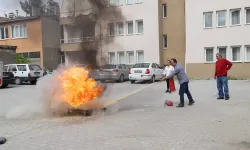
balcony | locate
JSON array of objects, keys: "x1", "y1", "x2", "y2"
[{"x1": 60, "y1": 37, "x2": 96, "y2": 52}]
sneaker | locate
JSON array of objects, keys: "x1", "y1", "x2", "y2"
[
  {"x1": 225, "y1": 97, "x2": 230, "y2": 100},
  {"x1": 176, "y1": 104, "x2": 184, "y2": 108},
  {"x1": 188, "y1": 100, "x2": 195, "y2": 106},
  {"x1": 217, "y1": 97, "x2": 224, "y2": 100},
  {"x1": 165, "y1": 90, "x2": 169, "y2": 93}
]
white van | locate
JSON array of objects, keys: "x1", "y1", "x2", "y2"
[{"x1": 4, "y1": 64, "x2": 44, "y2": 85}]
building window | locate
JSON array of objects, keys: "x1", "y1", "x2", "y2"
[
  {"x1": 216, "y1": 10, "x2": 226, "y2": 27},
  {"x1": 117, "y1": 22, "x2": 124, "y2": 35},
  {"x1": 231, "y1": 46, "x2": 241, "y2": 62},
  {"x1": 163, "y1": 35, "x2": 168, "y2": 49},
  {"x1": 136, "y1": 20, "x2": 143, "y2": 34},
  {"x1": 246, "y1": 46, "x2": 250, "y2": 61},
  {"x1": 163, "y1": 4, "x2": 167, "y2": 18},
  {"x1": 137, "y1": 51, "x2": 144, "y2": 63},
  {"x1": 0, "y1": 27, "x2": 8, "y2": 40},
  {"x1": 205, "y1": 48, "x2": 214, "y2": 62},
  {"x1": 126, "y1": 21, "x2": 133, "y2": 35},
  {"x1": 245, "y1": 8, "x2": 250, "y2": 24},
  {"x1": 108, "y1": 52, "x2": 115, "y2": 64},
  {"x1": 230, "y1": 9, "x2": 241, "y2": 26},
  {"x1": 118, "y1": 0, "x2": 124, "y2": 6},
  {"x1": 108, "y1": 23, "x2": 115, "y2": 36},
  {"x1": 11, "y1": 24, "x2": 27, "y2": 38},
  {"x1": 136, "y1": 0, "x2": 143, "y2": 3},
  {"x1": 126, "y1": 0, "x2": 132, "y2": 5},
  {"x1": 118, "y1": 51, "x2": 125, "y2": 64},
  {"x1": 204, "y1": 12, "x2": 213, "y2": 28},
  {"x1": 109, "y1": 0, "x2": 116, "y2": 7},
  {"x1": 218, "y1": 47, "x2": 227, "y2": 58},
  {"x1": 127, "y1": 51, "x2": 134, "y2": 64}
]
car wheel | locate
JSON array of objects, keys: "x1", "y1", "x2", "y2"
[
  {"x1": 119, "y1": 74, "x2": 124, "y2": 82},
  {"x1": 150, "y1": 75, "x2": 155, "y2": 83},
  {"x1": 30, "y1": 81, "x2": 37, "y2": 85},
  {"x1": 15, "y1": 77, "x2": 22, "y2": 85},
  {"x1": 0, "y1": 84, "x2": 8, "y2": 88},
  {"x1": 130, "y1": 80, "x2": 135, "y2": 84}
]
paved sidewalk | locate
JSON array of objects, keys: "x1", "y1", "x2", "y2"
[{"x1": 0, "y1": 80, "x2": 250, "y2": 150}]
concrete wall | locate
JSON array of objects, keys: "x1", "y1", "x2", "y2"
[
  {"x1": 41, "y1": 16, "x2": 61, "y2": 69},
  {"x1": 186, "y1": 0, "x2": 250, "y2": 78},
  {"x1": 100, "y1": 0, "x2": 160, "y2": 65}
]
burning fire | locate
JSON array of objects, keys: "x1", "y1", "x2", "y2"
[{"x1": 58, "y1": 67, "x2": 103, "y2": 107}]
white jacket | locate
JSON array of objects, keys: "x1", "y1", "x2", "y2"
[{"x1": 163, "y1": 65, "x2": 174, "y2": 76}]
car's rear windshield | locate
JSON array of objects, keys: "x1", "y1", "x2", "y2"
[
  {"x1": 29, "y1": 65, "x2": 42, "y2": 71},
  {"x1": 133, "y1": 63, "x2": 150, "y2": 68},
  {"x1": 102, "y1": 65, "x2": 116, "y2": 69},
  {"x1": 17, "y1": 65, "x2": 27, "y2": 71},
  {"x1": 3, "y1": 66, "x2": 8, "y2": 71}
]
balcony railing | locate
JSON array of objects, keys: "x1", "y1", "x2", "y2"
[{"x1": 61, "y1": 37, "x2": 96, "y2": 44}]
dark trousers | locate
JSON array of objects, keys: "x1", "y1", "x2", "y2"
[
  {"x1": 179, "y1": 81, "x2": 193, "y2": 105},
  {"x1": 216, "y1": 76, "x2": 229, "y2": 98},
  {"x1": 166, "y1": 79, "x2": 170, "y2": 91}
]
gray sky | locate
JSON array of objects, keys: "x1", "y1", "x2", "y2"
[{"x1": 0, "y1": 0, "x2": 62, "y2": 17}]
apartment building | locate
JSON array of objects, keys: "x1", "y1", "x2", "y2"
[
  {"x1": 186, "y1": 0, "x2": 250, "y2": 78},
  {"x1": 0, "y1": 15, "x2": 61, "y2": 69},
  {"x1": 61, "y1": 0, "x2": 186, "y2": 67}
]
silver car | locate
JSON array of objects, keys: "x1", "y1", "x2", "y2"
[
  {"x1": 75, "y1": 64, "x2": 100, "y2": 80},
  {"x1": 99, "y1": 64, "x2": 129, "y2": 82}
]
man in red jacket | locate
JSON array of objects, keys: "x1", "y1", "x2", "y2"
[{"x1": 214, "y1": 53, "x2": 233, "y2": 100}]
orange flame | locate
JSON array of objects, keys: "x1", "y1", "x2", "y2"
[{"x1": 58, "y1": 67, "x2": 103, "y2": 107}]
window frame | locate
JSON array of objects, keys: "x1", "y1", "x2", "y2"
[
  {"x1": 126, "y1": 0, "x2": 133, "y2": 5},
  {"x1": 245, "y1": 7, "x2": 250, "y2": 25},
  {"x1": 118, "y1": 0, "x2": 124, "y2": 6},
  {"x1": 108, "y1": 52, "x2": 116, "y2": 64},
  {"x1": 204, "y1": 47, "x2": 215, "y2": 63},
  {"x1": 108, "y1": 0, "x2": 117, "y2": 7},
  {"x1": 136, "y1": 50, "x2": 144, "y2": 63},
  {"x1": 231, "y1": 46, "x2": 242, "y2": 62},
  {"x1": 162, "y1": 3, "x2": 167, "y2": 18},
  {"x1": 126, "y1": 51, "x2": 134, "y2": 64},
  {"x1": 163, "y1": 34, "x2": 168, "y2": 49},
  {"x1": 0, "y1": 26, "x2": 9, "y2": 40},
  {"x1": 108, "y1": 23, "x2": 115, "y2": 36},
  {"x1": 216, "y1": 10, "x2": 227, "y2": 27},
  {"x1": 117, "y1": 51, "x2": 125, "y2": 64},
  {"x1": 11, "y1": 24, "x2": 27, "y2": 39},
  {"x1": 203, "y1": 11, "x2": 213, "y2": 28},
  {"x1": 136, "y1": 19, "x2": 143, "y2": 34},
  {"x1": 116, "y1": 22, "x2": 124, "y2": 35},
  {"x1": 126, "y1": 21, "x2": 133, "y2": 35},
  {"x1": 217, "y1": 46, "x2": 227, "y2": 59},
  {"x1": 230, "y1": 8, "x2": 241, "y2": 26},
  {"x1": 245, "y1": 46, "x2": 250, "y2": 62}
]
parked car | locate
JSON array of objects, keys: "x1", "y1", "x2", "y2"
[
  {"x1": 129, "y1": 62, "x2": 164, "y2": 84},
  {"x1": 0, "y1": 61, "x2": 15, "y2": 88},
  {"x1": 74, "y1": 64, "x2": 100, "y2": 80},
  {"x1": 4, "y1": 64, "x2": 44, "y2": 85},
  {"x1": 99, "y1": 64, "x2": 129, "y2": 82}
]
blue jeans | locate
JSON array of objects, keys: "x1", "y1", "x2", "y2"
[
  {"x1": 216, "y1": 76, "x2": 229, "y2": 98},
  {"x1": 179, "y1": 82, "x2": 193, "y2": 105}
]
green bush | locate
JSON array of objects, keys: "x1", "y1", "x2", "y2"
[{"x1": 16, "y1": 54, "x2": 31, "y2": 64}]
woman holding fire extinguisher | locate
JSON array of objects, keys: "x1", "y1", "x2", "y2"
[{"x1": 163, "y1": 60, "x2": 175, "y2": 93}]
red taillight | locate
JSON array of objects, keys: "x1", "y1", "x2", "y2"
[
  {"x1": 145, "y1": 69, "x2": 150, "y2": 74},
  {"x1": 129, "y1": 71, "x2": 131, "y2": 74},
  {"x1": 113, "y1": 69, "x2": 119, "y2": 72}
]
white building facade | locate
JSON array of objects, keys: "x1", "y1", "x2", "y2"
[
  {"x1": 185, "y1": 0, "x2": 250, "y2": 78},
  {"x1": 101, "y1": 0, "x2": 160, "y2": 65}
]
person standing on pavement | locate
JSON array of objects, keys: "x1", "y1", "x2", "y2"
[
  {"x1": 161, "y1": 58, "x2": 195, "y2": 107},
  {"x1": 214, "y1": 53, "x2": 233, "y2": 100},
  {"x1": 163, "y1": 60, "x2": 174, "y2": 93}
]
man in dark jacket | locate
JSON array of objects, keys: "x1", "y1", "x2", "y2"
[{"x1": 214, "y1": 53, "x2": 233, "y2": 100}]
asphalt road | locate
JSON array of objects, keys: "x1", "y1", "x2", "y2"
[{"x1": 0, "y1": 80, "x2": 250, "y2": 150}]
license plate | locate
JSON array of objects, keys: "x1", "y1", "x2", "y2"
[
  {"x1": 134, "y1": 70, "x2": 142, "y2": 73},
  {"x1": 34, "y1": 72, "x2": 40, "y2": 75}
]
